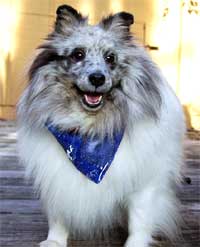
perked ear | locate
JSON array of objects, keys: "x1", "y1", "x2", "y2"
[
  {"x1": 100, "y1": 11, "x2": 134, "y2": 31},
  {"x1": 55, "y1": 5, "x2": 86, "y2": 33}
]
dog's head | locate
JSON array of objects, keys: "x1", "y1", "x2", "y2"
[{"x1": 19, "y1": 5, "x2": 162, "y2": 136}]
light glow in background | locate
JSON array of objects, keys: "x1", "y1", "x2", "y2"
[{"x1": 0, "y1": 0, "x2": 199, "y2": 129}]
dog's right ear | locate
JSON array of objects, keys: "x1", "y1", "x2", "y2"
[
  {"x1": 55, "y1": 5, "x2": 87, "y2": 33},
  {"x1": 100, "y1": 12, "x2": 134, "y2": 32}
]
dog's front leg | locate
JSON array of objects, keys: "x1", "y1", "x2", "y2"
[
  {"x1": 124, "y1": 185, "x2": 175, "y2": 247},
  {"x1": 40, "y1": 220, "x2": 68, "y2": 247},
  {"x1": 125, "y1": 188, "x2": 156, "y2": 247}
]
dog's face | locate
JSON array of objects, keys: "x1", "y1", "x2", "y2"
[
  {"x1": 55, "y1": 26, "x2": 124, "y2": 112},
  {"x1": 20, "y1": 5, "x2": 161, "y2": 136}
]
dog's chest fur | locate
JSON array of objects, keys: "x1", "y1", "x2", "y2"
[
  {"x1": 19, "y1": 110, "x2": 172, "y2": 235},
  {"x1": 22, "y1": 128, "x2": 134, "y2": 227}
]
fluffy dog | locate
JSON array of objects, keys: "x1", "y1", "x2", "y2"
[{"x1": 17, "y1": 5, "x2": 185, "y2": 247}]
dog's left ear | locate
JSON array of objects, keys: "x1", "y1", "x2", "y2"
[
  {"x1": 100, "y1": 12, "x2": 134, "y2": 32},
  {"x1": 55, "y1": 5, "x2": 87, "y2": 33}
]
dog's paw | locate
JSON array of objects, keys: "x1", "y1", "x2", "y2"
[
  {"x1": 124, "y1": 236, "x2": 149, "y2": 247},
  {"x1": 39, "y1": 240, "x2": 66, "y2": 247}
]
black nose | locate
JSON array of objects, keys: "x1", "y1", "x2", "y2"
[{"x1": 89, "y1": 72, "x2": 105, "y2": 87}]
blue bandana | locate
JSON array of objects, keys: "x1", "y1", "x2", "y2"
[{"x1": 47, "y1": 124, "x2": 124, "y2": 184}]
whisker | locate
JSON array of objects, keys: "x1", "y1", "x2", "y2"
[
  {"x1": 121, "y1": 88, "x2": 134, "y2": 102},
  {"x1": 29, "y1": 83, "x2": 57, "y2": 103},
  {"x1": 112, "y1": 100, "x2": 122, "y2": 113}
]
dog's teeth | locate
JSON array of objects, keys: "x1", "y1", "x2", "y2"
[{"x1": 84, "y1": 95, "x2": 102, "y2": 105}]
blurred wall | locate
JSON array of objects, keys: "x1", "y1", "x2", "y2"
[{"x1": 0, "y1": 0, "x2": 199, "y2": 129}]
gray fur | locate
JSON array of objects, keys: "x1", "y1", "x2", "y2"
[
  {"x1": 18, "y1": 7, "x2": 162, "y2": 138},
  {"x1": 17, "y1": 7, "x2": 186, "y2": 247}
]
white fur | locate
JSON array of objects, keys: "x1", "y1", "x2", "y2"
[{"x1": 18, "y1": 80, "x2": 185, "y2": 247}]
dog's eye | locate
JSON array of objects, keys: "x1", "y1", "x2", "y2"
[
  {"x1": 104, "y1": 53, "x2": 116, "y2": 65},
  {"x1": 70, "y1": 48, "x2": 85, "y2": 62}
]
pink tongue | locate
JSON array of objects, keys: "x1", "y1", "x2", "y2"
[{"x1": 85, "y1": 94, "x2": 102, "y2": 104}]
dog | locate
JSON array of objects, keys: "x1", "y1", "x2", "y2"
[{"x1": 17, "y1": 5, "x2": 185, "y2": 247}]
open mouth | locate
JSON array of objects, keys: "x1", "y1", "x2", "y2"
[
  {"x1": 74, "y1": 85, "x2": 105, "y2": 111},
  {"x1": 82, "y1": 93, "x2": 103, "y2": 111},
  {"x1": 83, "y1": 93, "x2": 103, "y2": 108}
]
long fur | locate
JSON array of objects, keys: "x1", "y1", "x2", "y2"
[{"x1": 17, "y1": 5, "x2": 185, "y2": 246}]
